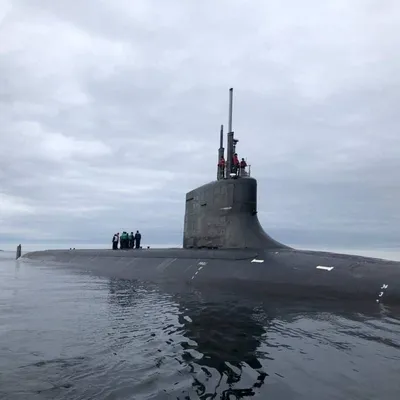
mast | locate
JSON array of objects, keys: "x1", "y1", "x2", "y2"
[
  {"x1": 228, "y1": 87, "x2": 233, "y2": 134},
  {"x1": 217, "y1": 124, "x2": 224, "y2": 180},
  {"x1": 226, "y1": 88, "x2": 234, "y2": 177}
]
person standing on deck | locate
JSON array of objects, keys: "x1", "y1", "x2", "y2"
[
  {"x1": 129, "y1": 231, "x2": 134, "y2": 249},
  {"x1": 218, "y1": 156, "x2": 225, "y2": 179},
  {"x1": 232, "y1": 153, "x2": 239, "y2": 174},
  {"x1": 120, "y1": 231, "x2": 128, "y2": 249},
  {"x1": 239, "y1": 158, "x2": 247, "y2": 176},
  {"x1": 135, "y1": 230, "x2": 141, "y2": 249},
  {"x1": 112, "y1": 233, "x2": 118, "y2": 250}
]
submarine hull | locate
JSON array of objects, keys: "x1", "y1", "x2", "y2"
[{"x1": 22, "y1": 247, "x2": 400, "y2": 305}]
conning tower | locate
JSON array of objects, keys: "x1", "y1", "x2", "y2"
[{"x1": 183, "y1": 88, "x2": 287, "y2": 250}]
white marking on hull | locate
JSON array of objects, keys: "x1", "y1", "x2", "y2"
[
  {"x1": 191, "y1": 261, "x2": 207, "y2": 280},
  {"x1": 316, "y1": 265, "x2": 334, "y2": 271},
  {"x1": 251, "y1": 259, "x2": 264, "y2": 263},
  {"x1": 376, "y1": 283, "x2": 389, "y2": 303}
]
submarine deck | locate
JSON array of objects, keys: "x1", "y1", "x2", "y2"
[
  {"x1": 23, "y1": 247, "x2": 261, "y2": 261},
  {"x1": 21, "y1": 247, "x2": 400, "y2": 305},
  {"x1": 22, "y1": 246, "x2": 399, "y2": 265}
]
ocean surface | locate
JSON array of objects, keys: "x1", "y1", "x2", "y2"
[{"x1": 1, "y1": 250, "x2": 400, "y2": 399}]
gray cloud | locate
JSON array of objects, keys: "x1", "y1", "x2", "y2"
[{"x1": 1, "y1": 0, "x2": 400, "y2": 251}]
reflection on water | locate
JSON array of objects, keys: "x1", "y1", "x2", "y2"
[{"x1": 0, "y1": 251, "x2": 400, "y2": 399}]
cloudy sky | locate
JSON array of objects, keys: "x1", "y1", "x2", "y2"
[{"x1": 1, "y1": 0, "x2": 400, "y2": 251}]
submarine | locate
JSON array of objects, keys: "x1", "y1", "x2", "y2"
[{"x1": 23, "y1": 88, "x2": 400, "y2": 305}]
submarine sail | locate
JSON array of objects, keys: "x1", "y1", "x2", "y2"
[{"x1": 184, "y1": 88, "x2": 288, "y2": 250}]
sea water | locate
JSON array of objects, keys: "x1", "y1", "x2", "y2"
[{"x1": 0, "y1": 250, "x2": 399, "y2": 399}]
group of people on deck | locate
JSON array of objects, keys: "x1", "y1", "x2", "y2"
[
  {"x1": 218, "y1": 153, "x2": 247, "y2": 179},
  {"x1": 112, "y1": 231, "x2": 142, "y2": 250}
]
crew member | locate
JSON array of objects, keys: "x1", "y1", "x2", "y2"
[
  {"x1": 232, "y1": 153, "x2": 239, "y2": 174},
  {"x1": 218, "y1": 156, "x2": 225, "y2": 179},
  {"x1": 120, "y1": 231, "x2": 128, "y2": 249},
  {"x1": 112, "y1": 233, "x2": 118, "y2": 250},
  {"x1": 239, "y1": 158, "x2": 247, "y2": 176},
  {"x1": 135, "y1": 230, "x2": 142, "y2": 249},
  {"x1": 129, "y1": 231, "x2": 134, "y2": 249}
]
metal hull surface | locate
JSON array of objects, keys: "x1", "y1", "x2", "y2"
[{"x1": 22, "y1": 248, "x2": 400, "y2": 305}]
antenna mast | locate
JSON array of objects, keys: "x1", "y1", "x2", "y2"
[
  {"x1": 228, "y1": 87, "x2": 233, "y2": 133},
  {"x1": 226, "y1": 88, "x2": 234, "y2": 177},
  {"x1": 217, "y1": 124, "x2": 224, "y2": 180}
]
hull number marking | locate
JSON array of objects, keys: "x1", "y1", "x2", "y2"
[{"x1": 376, "y1": 283, "x2": 389, "y2": 303}]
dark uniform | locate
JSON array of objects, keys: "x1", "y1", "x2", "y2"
[
  {"x1": 135, "y1": 231, "x2": 141, "y2": 249},
  {"x1": 129, "y1": 232, "x2": 134, "y2": 249}
]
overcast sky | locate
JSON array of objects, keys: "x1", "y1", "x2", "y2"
[{"x1": 1, "y1": 0, "x2": 400, "y2": 251}]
